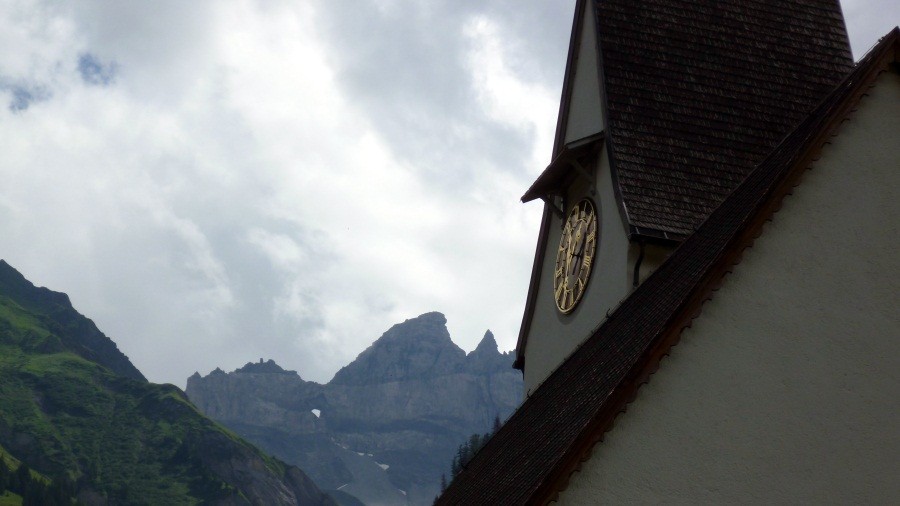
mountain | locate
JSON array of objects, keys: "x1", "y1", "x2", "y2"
[
  {"x1": 329, "y1": 312, "x2": 466, "y2": 385},
  {"x1": 0, "y1": 260, "x2": 335, "y2": 505},
  {"x1": 187, "y1": 312, "x2": 523, "y2": 506},
  {"x1": 0, "y1": 260, "x2": 144, "y2": 381}
]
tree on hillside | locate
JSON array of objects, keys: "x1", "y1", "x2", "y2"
[
  {"x1": 0, "y1": 457, "x2": 9, "y2": 491},
  {"x1": 0, "y1": 458, "x2": 79, "y2": 505},
  {"x1": 447, "y1": 413, "x2": 504, "y2": 478},
  {"x1": 14, "y1": 463, "x2": 32, "y2": 497}
]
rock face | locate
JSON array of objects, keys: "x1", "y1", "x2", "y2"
[
  {"x1": 330, "y1": 312, "x2": 465, "y2": 385},
  {"x1": 0, "y1": 260, "x2": 335, "y2": 505},
  {"x1": 187, "y1": 312, "x2": 523, "y2": 506}
]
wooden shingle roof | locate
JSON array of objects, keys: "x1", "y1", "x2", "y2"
[
  {"x1": 439, "y1": 26, "x2": 899, "y2": 506},
  {"x1": 591, "y1": 0, "x2": 852, "y2": 239}
]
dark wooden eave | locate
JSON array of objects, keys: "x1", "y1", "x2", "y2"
[
  {"x1": 439, "y1": 27, "x2": 900, "y2": 506},
  {"x1": 521, "y1": 132, "x2": 605, "y2": 205}
]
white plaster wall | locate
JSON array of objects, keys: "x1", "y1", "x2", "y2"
[
  {"x1": 558, "y1": 71, "x2": 900, "y2": 504},
  {"x1": 523, "y1": 146, "x2": 631, "y2": 393},
  {"x1": 563, "y1": 3, "x2": 604, "y2": 144}
]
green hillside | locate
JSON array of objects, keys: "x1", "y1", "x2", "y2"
[{"x1": 0, "y1": 261, "x2": 334, "y2": 505}]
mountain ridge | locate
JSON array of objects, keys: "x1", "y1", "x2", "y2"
[
  {"x1": 0, "y1": 260, "x2": 336, "y2": 505},
  {"x1": 0, "y1": 259, "x2": 144, "y2": 382},
  {"x1": 187, "y1": 312, "x2": 523, "y2": 506}
]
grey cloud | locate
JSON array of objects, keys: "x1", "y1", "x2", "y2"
[
  {"x1": 841, "y1": 0, "x2": 900, "y2": 58},
  {"x1": 2, "y1": 82, "x2": 50, "y2": 112},
  {"x1": 481, "y1": 2, "x2": 574, "y2": 84},
  {"x1": 54, "y1": 1, "x2": 221, "y2": 103},
  {"x1": 314, "y1": 1, "x2": 569, "y2": 187},
  {"x1": 9, "y1": 86, "x2": 36, "y2": 111},
  {"x1": 78, "y1": 53, "x2": 118, "y2": 86}
]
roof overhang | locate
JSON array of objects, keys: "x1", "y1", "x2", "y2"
[{"x1": 521, "y1": 132, "x2": 605, "y2": 205}]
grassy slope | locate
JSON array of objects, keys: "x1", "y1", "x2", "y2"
[
  {"x1": 0, "y1": 443, "x2": 22, "y2": 506},
  {"x1": 0, "y1": 295, "x2": 291, "y2": 505},
  {"x1": 0, "y1": 491, "x2": 22, "y2": 506}
]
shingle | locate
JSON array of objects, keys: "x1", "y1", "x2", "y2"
[{"x1": 596, "y1": 0, "x2": 853, "y2": 237}]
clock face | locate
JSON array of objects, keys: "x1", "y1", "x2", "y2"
[{"x1": 554, "y1": 198, "x2": 598, "y2": 314}]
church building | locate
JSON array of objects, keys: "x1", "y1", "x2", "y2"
[
  {"x1": 514, "y1": 0, "x2": 855, "y2": 393},
  {"x1": 439, "y1": 0, "x2": 898, "y2": 503}
]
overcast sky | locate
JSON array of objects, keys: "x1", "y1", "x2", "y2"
[{"x1": 1, "y1": 0, "x2": 894, "y2": 387}]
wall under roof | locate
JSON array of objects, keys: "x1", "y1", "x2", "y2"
[{"x1": 557, "y1": 68, "x2": 900, "y2": 505}]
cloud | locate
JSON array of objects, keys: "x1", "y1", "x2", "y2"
[
  {"x1": 841, "y1": 0, "x2": 900, "y2": 57},
  {"x1": 0, "y1": 0, "x2": 889, "y2": 387},
  {"x1": 77, "y1": 53, "x2": 117, "y2": 85},
  {"x1": 4, "y1": 84, "x2": 47, "y2": 111},
  {"x1": 312, "y1": 0, "x2": 565, "y2": 189}
]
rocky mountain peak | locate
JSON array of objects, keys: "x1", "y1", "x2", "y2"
[
  {"x1": 376, "y1": 312, "x2": 449, "y2": 344},
  {"x1": 467, "y1": 330, "x2": 513, "y2": 374},
  {"x1": 0, "y1": 259, "x2": 145, "y2": 382},
  {"x1": 472, "y1": 330, "x2": 498, "y2": 356},
  {"x1": 413, "y1": 311, "x2": 447, "y2": 325},
  {"x1": 328, "y1": 312, "x2": 465, "y2": 385},
  {"x1": 0, "y1": 259, "x2": 72, "y2": 310},
  {"x1": 236, "y1": 358, "x2": 299, "y2": 376}
]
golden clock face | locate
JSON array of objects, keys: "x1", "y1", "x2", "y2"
[{"x1": 554, "y1": 198, "x2": 598, "y2": 314}]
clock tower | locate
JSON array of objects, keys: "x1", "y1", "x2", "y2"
[{"x1": 513, "y1": 0, "x2": 854, "y2": 393}]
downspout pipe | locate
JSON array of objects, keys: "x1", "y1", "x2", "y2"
[{"x1": 632, "y1": 240, "x2": 645, "y2": 288}]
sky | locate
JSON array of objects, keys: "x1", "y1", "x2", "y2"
[{"x1": 0, "y1": 0, "x2": 894, "y2": 387}]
